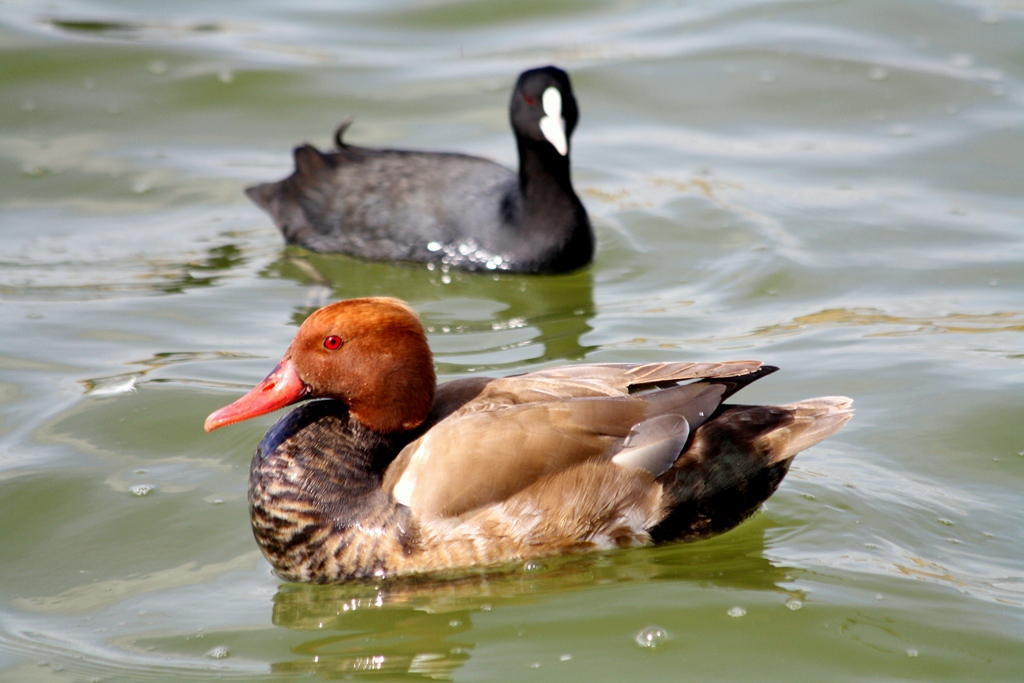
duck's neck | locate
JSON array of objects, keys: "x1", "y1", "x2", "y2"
[
  {"x1": 517, "y1": 140, "x2": 592, "y2": 272},
  {"x1": 248, "y1": 400, "x2": 418, "y2": 583}
]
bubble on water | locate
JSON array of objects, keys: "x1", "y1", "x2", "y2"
[
  {"x1": 938, "y1": 518, "x2": 955, "y2": 526},
  {"x1": 906, "y1": 648, "x2": 919, "y2": 658},
  {"x1": 205, "y1": 646, "x2": 229, "y2": 659},
  {"x1": 529, "y1": 661, "x2": 542, "y2": 669},
  {"x1": 785, "y1": 599, "x2": 802, "y2": 611},
  {"x1": 448, "y1": 619, "x2": 462, "y2": 628},
  {"x1": 22, "y1": 164, "x2": 48, "y2": 177},
  {"x1": 635, "y1": 626, "x2": 669, "y2": 648},
  {"x1": 949, "y1": 53, "x2": 973, "y2": 69},
  {"x1": 727, "y1": 606, "x2": 746, "y2": 618},
  {"x1": 980, "y1": 68, "x2": 1004, "y2": 83},
  {"x1": 130, "y1": 485, "x2": 154, "y2": 497},
  {"x1": 868, "y1": 66, "x2": 889, "y2": 81},
  {"x1": 559, "y1": 654, "x2": 572, "y2": 662},
  {"x1": 86, "y1": 375, "x2": 137, "y2": 396}
]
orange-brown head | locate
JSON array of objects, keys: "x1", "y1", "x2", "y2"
[{"x1": 204, "y1": 297, "x2": 436, "y2": 434}]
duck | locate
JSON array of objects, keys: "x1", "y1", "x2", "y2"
[
  {"x1": 204, "y1": 297, "x2": 853, "y2": 583},
  {"x1": 245, "y1": 66, "x2": 592, "y2": 274}
]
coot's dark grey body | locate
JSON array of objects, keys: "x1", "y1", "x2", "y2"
[{"x1": 245, "y1": 66, "x2": 592, "y2": 273}]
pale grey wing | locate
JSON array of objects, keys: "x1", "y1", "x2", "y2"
[
  {"x1": 522, "y1": 360, "x2": 765, "y2": 393},
  {"x1": 612, "y1": 415, "x2": 691, "y2": 475},
  {"x1": 448, "y1": 360, "x2": 765, "y2": 411},
  {"x1": 384, "y1": 367, "x2": 760, "y2": 519},
  {"x1": 609, "y1": 381, "x2": 736, "y2": 475},
  {"x1": 385, "y1": 395, "x2": 650, "y2": 520}
]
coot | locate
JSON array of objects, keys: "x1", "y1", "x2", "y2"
[{"x1": 246, "y1": 66, "x2": 592, "y2": 273}]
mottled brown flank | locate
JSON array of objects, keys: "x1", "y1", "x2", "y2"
[
  {"x1": 248, "y1": 407, "x2": 416, "y2": 583},
  {"x1": 248, "y1": 397, "x2": 854, "y2": 583},
  {"x1": 249, "y1": 406, "x2": 670, "y2": 582}
]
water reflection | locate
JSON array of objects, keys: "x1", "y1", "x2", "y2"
[
  {"x1": 268, "y1": 250, "x2": 597, "y2": 370},
  {"x1": 0, "y1": 229, "x2": 249, "y2": 300},
  {"x1": 271, "y1": 582, "x2": 474, "y2": 679},
  {"x1": 158, "y1": 243, "x2": 247, "y2": 295},
  {"x1": 267, "y1": 532, "x2": 799, "y2": 680},
  {"x1": 81, "y1": 350, "x2": 256, "y2": 397},
  {"x1": 46, "y1": 17, "x2": 229, "y2": 38}
]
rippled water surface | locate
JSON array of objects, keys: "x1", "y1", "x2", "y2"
[{"x1": 2, "y1": 1, "x2": 1023, "y2": 680}]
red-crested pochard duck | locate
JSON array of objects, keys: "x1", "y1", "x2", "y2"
[
  {"x1": 245, "y1": 66, "x2": 591, "y2": 273},
  {"x1": 205, "y1": 297, "x2": 852, "y2": 583}
]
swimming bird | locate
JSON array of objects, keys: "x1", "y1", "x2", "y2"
[
  {"x1": 205, "y1": 297, "x2": 852, "y2": 583},
  {"x1": 245, "y1": 66, "x2": 592, "y2": 273}
]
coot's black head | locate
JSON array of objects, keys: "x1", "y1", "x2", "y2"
[{"x1": 509, "y1": 66, "x2": 579, "y2": 156}]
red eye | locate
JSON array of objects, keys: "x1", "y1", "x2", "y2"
[
  {"x1": 524, "y1": 94, "x2": 537, "y2": 106},
  {"x1": 323, "y1": 335, "x2": 343, "y2": 350}
]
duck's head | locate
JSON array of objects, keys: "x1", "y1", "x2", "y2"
[{"x1": 205, "y1": 297, "x2": 435, "y2": 435}]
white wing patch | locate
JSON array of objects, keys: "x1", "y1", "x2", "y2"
[
  {"x1": 391, "y1": 435, "x2": 432, "y2": 508},
  {"x1": 539, "y1": 86, "x2": 568, "y2": 156}
]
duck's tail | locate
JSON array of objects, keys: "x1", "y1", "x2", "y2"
[{"x1": 652, "y1": 396, "x2": 853, "y2": 542}]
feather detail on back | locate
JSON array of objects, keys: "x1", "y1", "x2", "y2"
[{"x1": 384, "y1": 361, "x2": 769, "y2": 520}]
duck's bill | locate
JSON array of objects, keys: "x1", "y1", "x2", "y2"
[{"x1": 204, "y1": 358, "x2": 307, "y2": 432}]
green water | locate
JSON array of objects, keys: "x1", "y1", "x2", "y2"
[{"x1": 1, "y1": 1, "x2": 1022, "y2": 680}]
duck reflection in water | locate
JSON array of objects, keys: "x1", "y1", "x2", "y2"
[{"x1": 267, "y1": 537, "x2": 804, "y2": 680}]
